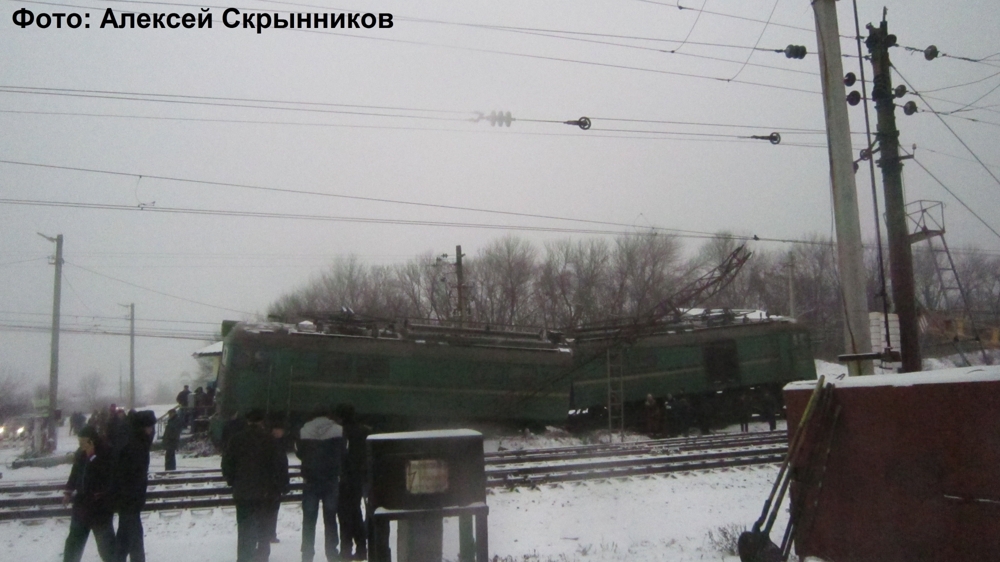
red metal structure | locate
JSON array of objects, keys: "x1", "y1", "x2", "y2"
[{"x1": 783, "y1": 367, "x2": 1000, "y2": 562}]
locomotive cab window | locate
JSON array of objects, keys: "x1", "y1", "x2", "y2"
[{"x1": 704, "y1": 339, "x2": 740, "y2": 388}]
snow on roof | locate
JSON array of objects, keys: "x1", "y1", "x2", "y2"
[
  {"x1": 368, "y1": 429, "x2": 482, "y2": 441},
  {"x1": 785, "y1": 364, "x2": 1000, "y2": 391},
  {"x1": 192, "y1": 341, "x2": 223, "y2": 357}
]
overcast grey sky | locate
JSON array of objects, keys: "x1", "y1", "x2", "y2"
[{"x1": 2, "y1": 0, "x2": 998, "y2": 401}]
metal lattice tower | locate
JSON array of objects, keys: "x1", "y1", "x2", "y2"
[
  {"x1": 907, "y1": 200, "x2": 988, "y2": 364},
  {"x1": 606, "y1": 348, "x2": 625, "y2": 442}
]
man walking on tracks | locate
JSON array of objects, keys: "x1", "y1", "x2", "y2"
[
  {"x1": 114, "y1": 410, "x2": 157, "y2": 562},
  {"x1": 295, "y1": 407, "x2": 346, "y2": 562},
  {"x1": 162, "y1": 408, "x2": 183, "y2": 471},
  {"x1": 62, "y1": 425, "x2": 116, "y2": 562},
  {"x1": 222, "y1": 409, "x2": 289, "y2": 562}
]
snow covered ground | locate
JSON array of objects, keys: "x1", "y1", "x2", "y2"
[{"x1": 2, "y1": 432, "x2": 791, "y2": 562}]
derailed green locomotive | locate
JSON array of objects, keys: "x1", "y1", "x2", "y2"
[{"x1": 212, "y1": 315, "x2": 815, "y2": 431}]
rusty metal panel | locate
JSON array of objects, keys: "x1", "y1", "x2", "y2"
[{"x1": 784, "y1": 367, "x2": 1000, "y2": 562}]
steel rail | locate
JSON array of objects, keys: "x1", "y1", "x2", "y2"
[{"x1": 1, "y1": 434, "x2": 787, "y2": 521}]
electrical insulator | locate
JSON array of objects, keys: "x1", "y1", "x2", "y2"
[
  {"x1": 487, "y1": 111, "x2": 513, "y2": 127},
  {"x1": 563, "y1": 117, "x2": 592, "y2": 130},
  {"x1": 859, "y1": 148, "x2": 872, "y2": 161},
  {"x1": 894, "y1": 85, "x2": 907, "y2": 99},
  {"x1": 903, "y1": 101, "x2": 918, "y2": 115},
  {"x1": 844, "y1": 72, "x2": 857, "y2": 87},
  {"x1": 768, "y1": 132, "x2": 781, "y2": 145},
  {"x1": 924, "y1": 45, "x2": 939, "y2": 61},
  {"x1": 847, "y1": 91, "x2": 862, "y2": 106},
  {"x1": 784, "y1": 45, "x2": 807, "y2": 59}
]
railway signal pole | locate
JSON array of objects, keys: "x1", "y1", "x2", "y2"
[
  {"x1": 866, "y1": 17, "x2": 922, "y2": 372},
  {"x1": 38, "y1": 232, "x2": 63, "y2": 452},
  {"x1": 811, "y1": 0, "x2": 874, "y2": 375}
]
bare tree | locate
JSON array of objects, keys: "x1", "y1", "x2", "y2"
[
  {"x1": 467, "y1": 235, "x2": 539, "y2": 326},
  {"x1": 78, "y1": 371, "x2": 107, "y2": 411},
  {"x1": 607, "y1": 232, "x2": 682, "y2": 318},
  {"x1": 535, "y1": 238, "x2": 612, "y2": 328},
  {"x1": 0, "y1": 365, "x2": 31, "y2": 421}
]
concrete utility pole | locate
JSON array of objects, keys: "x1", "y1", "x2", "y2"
[
  {"x1": 811, "y1": 0, "x2": 874, "y2": 375},
  {"x1": 128, "y1": 303, "x2": 136, "y2": 409},
  {"x1": 38, "y1": 232, "x2": 63, "y2": 451},
  {"x1": 866, "y1": 17, "x2": 922, "y2": 373},
  {"x1": 787, "y1": 252, "x2": 796, "y2": 319},
  {"x1": 455, "y1": 245, "x2": 465, "y2": 328}
]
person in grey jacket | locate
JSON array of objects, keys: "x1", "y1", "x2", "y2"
[{"x1": 295, "y1": 408, "x2": 345, "y2": 562}]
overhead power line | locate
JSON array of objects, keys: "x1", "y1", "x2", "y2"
[
  {"x1": 0, "y1": 158, "x2": 788, "y2": 238},
  {"x1": 893, "y1": 67, "x2": 1000, "y2": 193},
  {"x1": 64, "y1": 261, "x2": 255, "y2": 316},
  {"x1": 904, "y1": 154, "x2": 1000, "y2": 243},
  {"x1": 631, "y1": 0, "x2": 816, "y2": 34},
  {"x1": 0, "y1": 321, "x2": 217, "y2": 341},
  {"x1": 0, "y1": 310, "x2": 222, "y2": 325}
]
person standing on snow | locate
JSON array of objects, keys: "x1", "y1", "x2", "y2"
[
  {"x1": 295, "y1": 407, "x2": 345, "y2": 562},
  {"x1": 113, "y1": 410, "x2": 157, "y2": 562},
  {"x1": 62, "y1": 426, "x2": 116, "y2": 562},
  {"x1": 222, "y1": 409, "x2": 289, "y2": 562}
]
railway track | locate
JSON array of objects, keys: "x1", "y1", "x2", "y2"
[{"x1": 0, "y1": 431, "x2": 786, "y2": 521}]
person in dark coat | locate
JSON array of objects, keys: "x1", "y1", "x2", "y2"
[
  {"x1": 62, "y1": 426, "x2": 116, "y2": 562},
  {"x1": 222, "y1": 409, "x2": 289, "y2": 562},
  {"x1": 759, "y1": 391, "x2": 778, "y2": 431},
  {"x1": 114, "y1": 410, "x2": 157, "y2": 562},
  {"x1": 295, "y1": 407, "x2": 345, "y2": 562},
  {"x1": 736, "y1": 391, "x2": 752, "y2": 433},
  {"x1": 264, "y1": 416, "x2": 290, "y2": 545},
  {"x1": 336, "y1": 404, "x2": 370, "y2": 561},
  {"x1": 220, "y1": 412, "x2": 246, "y2": 452},
  {"x1": 176, "y1": 385, "x2": 191, "y2": 427},
  {"x1": 106, "y1": 407, "x2": 130, "y2": 458},
  {"x1": 162, "y1": 408, "x2": 183, "y2": 471}
]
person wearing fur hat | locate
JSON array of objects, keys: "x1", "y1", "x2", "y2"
[
  {"x1": 114, "y1": 410, "x2": 157, "y2": 562},
  {"x1": 62, "y1": 425, "x2": 116, "y2": 562}
]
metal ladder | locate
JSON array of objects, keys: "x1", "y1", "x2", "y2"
[
  {"x1": 606, "y1": 348, "x2": 625, "y2": 442},
  {"x1": 907, "y1": 200, "x2": 989, "y2": 364}
]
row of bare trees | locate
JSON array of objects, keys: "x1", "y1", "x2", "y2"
[{"x1": 268, "y1": 233, "x2": 1000, "y2": 359}]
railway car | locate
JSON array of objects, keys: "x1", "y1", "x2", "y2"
[
  {"x1": 213, "y1": 320, "x2": 574, "y2": 433},
  {"x1": 210, "y1": 313, "x2": 814, "y2": 435},
  {"x1": 569, "y1": 317, "x2": 816, "y2": 428}
]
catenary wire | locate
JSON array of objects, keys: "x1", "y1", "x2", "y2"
[
  {"x1": 64, "y1": 261, "x2": 256, "y2": 316},
  {"x1": 893, "y1": 67, "x2": 1000, "y2": 193},
  {"x1": 0, "y1": 158, "x2": 816, "y2": 238},
  {"x1": 900, "y1": 149, "x2": 1000, "y2": 242},
  {"x1": 729, "y1": 0, "x2": 781, "y2": 81}
]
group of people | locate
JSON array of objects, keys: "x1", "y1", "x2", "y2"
[
  {"x1": 642, "y1": 390, "x2": 781, "y2": 437},
  {"x1": 220, "y1": 403, "x2": 370, "y2": 562},
  {"x1": 62, "y1": 409, "x2": 158, "y2": 562},
  {"x1": 175, "y1": 384, "x2": 216, "y2": 429}
]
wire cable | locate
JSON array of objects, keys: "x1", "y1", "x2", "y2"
[
  {"x1": 0, "y1": 158, "x2": 784, "y2": 238},
  {"x1": 893, "y1": 67, "x2": 1000, "y2": 193},
  {"x1": 729, "y1": 0, "x2": 781, "y2": 81},
  {"x1": 64, "y1": 261, "x2": 256, "y2": 316},
  {"x1": 631, "y1": 0, "x2": 815, "y2": 34},
  {"x1": 903, "y1": 152, "x2": 1000, "y2": 242}
]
